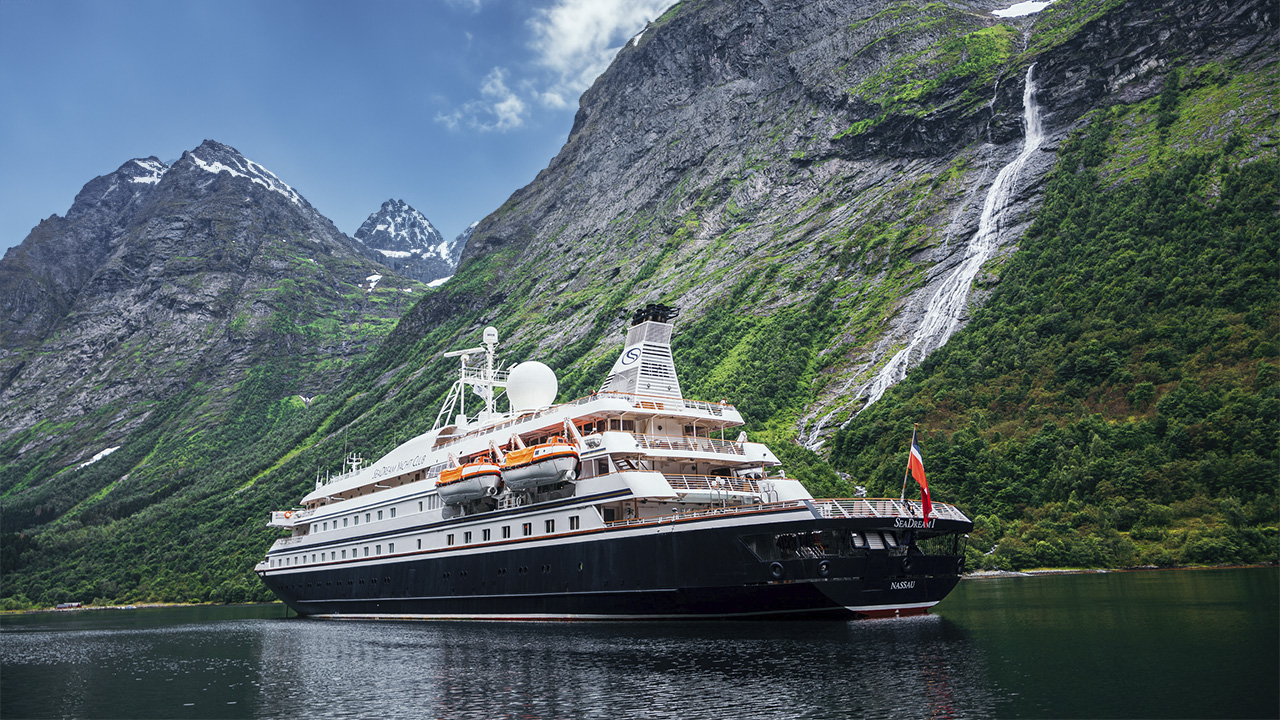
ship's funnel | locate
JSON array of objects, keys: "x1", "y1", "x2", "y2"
[{"x1": 600, "y1": 304, "x2": 683, "y2": 399}]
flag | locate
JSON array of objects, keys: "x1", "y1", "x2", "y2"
[{"x1": 908, "y1": 432, "x2": 932, "y2": 518}]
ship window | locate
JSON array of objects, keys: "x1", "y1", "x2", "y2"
[
  {"x1": 447, "y1": 534, "x2": 455, "y2": 546},
  {"x1": 597, "y1": 459, "x2": 609, "y2": 475},
  {"x1": 376, "y1": 545, "x2": 382, "y2": 555},
  {"x1": 464, "y1": 531, "x2": 472, "y2": 543},
  {"x1": 341, "y1": 550, "x2": 346, "y2": 559},
  {"x1": 331, "y1": 552, "x2": 336, "y2": 561},
  {"x1": 483, "y1": 529, "x2": 491, "y2": 541},
  {"x1": 378, "y1": 510, "x2": 383, "y2": 521},
  {"x1": 522, "y1": 523, "x2": 532, "y2": 537},
  {"x1": 312, "y1": 554, "x2": 316, "y2": 563},
  {"x1": 603, "y1": 508, "x2": 616, "y2": 522},
  {"x1": 417, "y1": 539, "x2": 422, "y2": 550},
  {"x1": 609, "y1": 419, "x2": 621, "y2": 431},
  {"x1": 545, "y1": 519, "x2": 555, "y2": 533},
  {"x1": 343, "y1": 518, "x2": 349, "y2": 527},
  {"x1": 502, "y1": 526, "x2": 511, "y2": 539},
  {"x1": 323, "y1": 521, "x2": 328, "y2": 531},
  {"x1": 622, "y1": 420, "x2": 635, "y2": 432},
  {"x1": 388, "y1": 543, "x2": 394, "y2": 553},
  {"x1": 363, "y1": 546, "x2": 369, "y2": 557},
  {"x1": 419, "y1": 501, "x2": 424, "y2": 512},
  {"x1": 390, "y1": 507, "x2": 396, "y2": 518},
  {"x1": 365, "y1": 513, "x2": 371, "y2": 523},
  {"x1": 570, "y1": 516, "x2": 580, "y2": 530},
  {"x1": 353, "y1": 516, "x2": 359, "y2": 526}
]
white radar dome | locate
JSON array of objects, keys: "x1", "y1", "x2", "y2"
[{"x1": 506, "y1": 361, "x2": 558, "y2": 413}]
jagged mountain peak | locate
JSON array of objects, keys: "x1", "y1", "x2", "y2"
[
  {"x1": 351, "y1": 199, "x2": 462, "y2": 284},
  {"x1": 354, "y1": 198, "x2": 444, "y2": 255},
  {"x1": 173, "y1": 139, "x2": 307, "y2": 208}
]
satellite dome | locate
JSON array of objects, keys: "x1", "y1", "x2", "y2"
[{"x1": 507, "y1": 361, "x2": 558, "y2": 413}]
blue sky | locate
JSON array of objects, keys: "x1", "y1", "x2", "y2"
[{"x1": 0, "y1": 0, "x2": 673, "y2": 253}]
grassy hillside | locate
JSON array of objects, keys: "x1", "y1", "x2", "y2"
[{"x1": 828, "y1": 60, "x2": 1279, "y2": 571}]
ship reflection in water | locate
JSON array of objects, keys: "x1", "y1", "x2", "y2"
[{"x1": 254, "y1": 615, "x2": 991, "y2": 720}]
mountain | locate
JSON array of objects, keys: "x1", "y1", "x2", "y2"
[
  {"x1": 1, "y1": 0, "x2": 1275, "y2": 609},
  {"x1": 0, "y1": 140, "x2": 424, "y2": 543},
  {"x1": 353, "y1": 199, "x2": 466, "y2": 284}
]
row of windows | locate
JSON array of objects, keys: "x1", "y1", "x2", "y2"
[
  {"x1": 444, "y1": 515, "x2": 580, "y2": 546},
  {"x1": 274, "y1": 514, "x2": 585, "y2": 567},
  {"x1": 311, "y1": 494, "x2": 451, "y2": 535},
  {"x1": 270, "y1": 542, "x2": 397, "y2": 568}
]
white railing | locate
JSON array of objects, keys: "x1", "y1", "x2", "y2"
[
  {"x1": 813, "y1": 498, "x2": 970, "y2": 523},
  {"x1": 269, "y1": 508, "x2": 315, "y2": 525},
  {"x1": 633, "y1": 434, "x2": 745, "y2": 456},
  {"x1": 604, "y1": 500, "x2": 811, "y2": 528},
  {"x1": 601, "y1": 497, "x2": 969, "y2": 530},
  {"x1": 664, "y1": 474, "x2": 761, "y2": 495},
  {"x1": 427, "y1": 392, "x2": 740, "y2": 452}
]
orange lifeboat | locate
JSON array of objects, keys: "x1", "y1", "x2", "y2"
[
  {"x1": 501, "y1": 437, "x2": 580, "y2": 491},
  {"x1": 436, "y1": 461, "x2": 502, "y2": 504}
]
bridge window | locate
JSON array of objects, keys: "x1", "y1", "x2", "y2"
[
  {"x1": 464, "y1": 531, "x2": 472, "y2": 544},
  {"x1": 390, "y1": 507, "x2": 397, "y2": 518},
  {"x1": 522, "y1": 523, "x2": 532, "y2": 537},
  {"x1": 570, "y1": 516, "x2": 580, "y2": 531},
  {"x1": 377, "y1": 510, "x2": 383, "y2": 521},
  {"x1": 545, "y1": 519, "x2": 555, "y2": 533},
  {"x1": 502, "y1": 526, "x2": 511, "y2": 539},
  {"x1": 447, "y1": 534, "x2": 454, "y2": 546},
  {"x1": 483, "y1": 529, "x2": 491, "y2": 541},
  {"x1": 388, "y1": 543, "x2": 394, "y2": 553}
]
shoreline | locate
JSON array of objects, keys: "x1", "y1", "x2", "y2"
[
  {"x1": 6, "y1": 564, "x2": 1276, "y2": 613},
  {"x1": 962, "y1": 562, "x2": 1277, "y2": 580}
]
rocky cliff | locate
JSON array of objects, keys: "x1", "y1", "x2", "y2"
[
  {"x1": 407, "y1": 0, "x2": 1276, "y2": 446},
  {"x1": 0, "y1": 140, "x2": 421, "y2": 484}
]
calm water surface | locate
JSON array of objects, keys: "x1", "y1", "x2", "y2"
[{"x1": 2, "y1": 567, "x2": 1276, "y2": 719}]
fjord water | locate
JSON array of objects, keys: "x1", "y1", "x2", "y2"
[{"x1": 2, "y1": 568, "x2": 1275, "y2": 719}]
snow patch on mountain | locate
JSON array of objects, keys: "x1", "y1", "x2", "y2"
[
  {"x1": 189, "y1": 145, "x2": 304, "y2": 206},
  {"x1": 129, "y1": 158, "x2": 168, "y2": 184}
]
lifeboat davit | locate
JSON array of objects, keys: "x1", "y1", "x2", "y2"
[
  {"x1": 502, "y1": 438, "x2": 580, "y2": 491},
  {"x1": 436, "y1": 461, "x2": 502, "y2": 504}
]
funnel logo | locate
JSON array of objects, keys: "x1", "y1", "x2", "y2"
[{"x1": 620, "y1": 347, "x2": 641, "y2": 367}]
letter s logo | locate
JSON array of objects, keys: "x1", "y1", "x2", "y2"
[{"x1": 620, "y1": 348, "x2": 641, "y2": 367}]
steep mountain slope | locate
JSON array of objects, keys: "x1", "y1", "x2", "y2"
[
  {"x1": 353, "y1": 199, "x2": 464, "y2": 284},
  {"x1": 0, "y1": 140, "x2": 424, "y2": 535},
  {"x1": 0, "y1": 0, "x2": 1274, "y2": 609}
]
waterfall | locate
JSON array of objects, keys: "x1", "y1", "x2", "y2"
[{"x1": 855, "y1": 64, "x2": 1043, "y2": 414}]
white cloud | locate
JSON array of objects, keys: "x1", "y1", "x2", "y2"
[
  {"x1": 528, "y1": 0, "x2": 674, "y2": 107},
  {"x1": 446, "y1": 0, "x2": 483, "y2": 13},
  {"x1": 436, "y1": 67, "x2": 527, "y2": 132},
  {"x1": 436, "y1": 0, "x2": 674, "y2": 132}
]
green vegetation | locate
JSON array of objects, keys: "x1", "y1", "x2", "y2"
[{"x1": 829, "y1": 105, "x2": 1278, "y2": 572}]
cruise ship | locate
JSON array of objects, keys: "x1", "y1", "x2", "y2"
[{"x1": 255, "y1": 305, "x2": 973, "y2": 619}]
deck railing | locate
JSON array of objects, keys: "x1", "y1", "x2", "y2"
[
  {"x1": 633, "y1": 434, "x2": 746, "y2": 456},
  {"x1": 813, "y1": 498, "x2": 969, "y2": 523},
  {"x1": 664, "y1": 474, "x2": 761, "y2": 495},
  {"x1": 601, "y1": 497, "x2": 969, "y2": 529}
]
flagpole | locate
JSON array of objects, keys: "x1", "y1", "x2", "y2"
[{"x1": 900, "y1": 424, "x2": 916, "y2": 505}]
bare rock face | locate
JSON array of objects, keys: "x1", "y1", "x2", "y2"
[
  {"x1": 408, "y1": 0, "x2": 1275, "y2": 448},
  {"x1": 0, "y1": 140, "x2": 419, "y2": 461}
]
